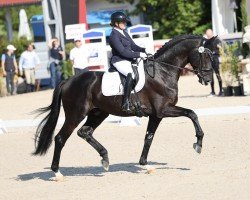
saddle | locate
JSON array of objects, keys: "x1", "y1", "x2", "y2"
[{"x1": 102, "y1": 60, "x2": 146, "y2": 117}]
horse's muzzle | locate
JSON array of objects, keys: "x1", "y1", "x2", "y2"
[
  {"x1": 204, "y1": 80, "x2": 211, "y2": 85},
  {"x1": 198, "y1": 77, "x2": 211, "y2": 85}
]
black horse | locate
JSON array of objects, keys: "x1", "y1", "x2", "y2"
[{"x1": 34, "y1": 35, "x2": 215, "y2": 179}]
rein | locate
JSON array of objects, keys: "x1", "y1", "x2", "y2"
[
  {"x1": 146, "y1": 57, "x2": 198, "y2": 74},
  {"x1": 145, "y1": 55, "x2": 198, "y2": 79}
]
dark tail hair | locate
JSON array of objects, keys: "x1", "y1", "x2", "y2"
[{"x1": 33, "y1": 81, "x2": 65, "y2": 156}]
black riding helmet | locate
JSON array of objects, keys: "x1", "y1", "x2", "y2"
[{"x1": 110, "y1": 11, "x2": 130, "y2": 26}]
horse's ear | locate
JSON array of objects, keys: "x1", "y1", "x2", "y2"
[{"x1": 211, "y1": 35, "x2": 218, "y2": 42}]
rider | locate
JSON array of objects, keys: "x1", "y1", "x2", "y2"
[{"x1": 109, "y1": 11, "x2": 147, "y2": 111}]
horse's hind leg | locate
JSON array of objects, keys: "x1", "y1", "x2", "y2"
[
  {"x1": 51, "y1": 114, "x2": 86, "y2": 180},
  {"x1": 77, "y1": 108, "x2": 109, "y2": 171}
]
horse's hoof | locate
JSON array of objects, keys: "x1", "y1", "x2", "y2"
[
  {"x1": 101, "y1": 159, "x2": 109, "y2": 171},
  {"x1": 144, "y1": 165, "x2": 156, "y2": 174},
  {"x1": 193, "y1": 143, "x2": 202, "y2": 154},
  {"x1": 50, "y1": 171, "x2": 65, "y2": 182}
]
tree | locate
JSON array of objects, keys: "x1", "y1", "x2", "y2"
[
  {"x1": 131, "y1": 0, "x2": 211, "y2": 39},
  {"x1": 0, "y1": 5, "x2": 42, "y2": 38},
  {"x1": 240, "y1": 0, "x2": 248, "y2": 29},
  {"x1": 240, "y1": 0, "x2": 249, "y2": 57}
]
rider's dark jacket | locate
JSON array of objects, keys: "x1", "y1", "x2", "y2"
[{"x1": 109, "y1": 28, "x2": 145, "y2": 64}]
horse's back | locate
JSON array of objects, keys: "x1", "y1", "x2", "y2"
[
  {"x1": 63, "y1": 71, "x2": 102, "y2": 89},
  {"x1": 61, "y1": 71, "x2": 103, "y2": 104}
]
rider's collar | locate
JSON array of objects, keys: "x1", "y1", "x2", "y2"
[{"x1": 114, "y1": 27, "x2": 125, "y2": 36}]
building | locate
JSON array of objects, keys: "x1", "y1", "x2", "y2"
[
  {"x1": 86, "y1": 0, "x2": 141, "y2": 37},
  {"x1": 212, "y1": 0, "x2": 250, "y2": 36}
]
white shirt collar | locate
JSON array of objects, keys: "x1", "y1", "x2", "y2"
[{"x1": 114, "y1": 27, "x2": 125, "y2": 36}]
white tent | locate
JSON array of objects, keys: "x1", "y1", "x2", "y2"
[
  {"x1": 212, "y1": 0, "x2": 238, "y2": 36},
  {"x1": 18, "y1": 9, "x2": 32, "y2": 40}
]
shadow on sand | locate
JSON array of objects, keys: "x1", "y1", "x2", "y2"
[
  {"x1": 16, "y1": 162, "x2": 190, "y2": 181},
  {"x1": 179, "y1": 94, "x2": 209, "y2": 98}
]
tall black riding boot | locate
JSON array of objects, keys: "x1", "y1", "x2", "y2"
[{"x1": 121, "y1": 73, "x2": 134, "y2": 111}]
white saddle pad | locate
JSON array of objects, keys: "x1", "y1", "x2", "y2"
[{"x1": 102, "y1": 62, "x2": 145, "y2": 96}]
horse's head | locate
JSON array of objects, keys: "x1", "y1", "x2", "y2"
[
  {"x1": 188, "y1": 37, "x2": 216, "y2": 85},
  {"x1": 152, "y1": 35, "x2": 217, "y2": 85}
]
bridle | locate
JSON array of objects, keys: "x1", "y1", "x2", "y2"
[
  {"x1": 144, "y1": 38, "x2": 214, "y2": 82},
  {"x1": 193, "y1": 39, "x2": 214, "y2": 84}
]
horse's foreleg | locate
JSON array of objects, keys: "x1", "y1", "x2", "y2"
[
  {"x1": 77, "y1": 108, "x2": 110, "y2": 171},
  {"x1": 139, "y1": 116, "x2": 162, "y2": 166},
  {"x1": 161, "y1": 106, "x2": 203, "y2": 153}
]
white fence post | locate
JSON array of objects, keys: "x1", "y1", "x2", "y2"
[
  {"x1": 82, "y1": 30, "x2": 108, "y2": 71},
  {"x1": 127, "y1": 24, "x2": 154, "y2": 54}
]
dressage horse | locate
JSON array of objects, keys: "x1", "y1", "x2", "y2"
[{"x1": 34, "y1": 35, "x2": 215, "y2": 180}]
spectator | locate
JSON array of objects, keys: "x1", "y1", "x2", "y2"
[
  {"x1": 70, "y1": 37, "x2": 89, "y2": 75},
  {"x1": 49, "y1": 38, "x2": 64, "y2": 88},
  {"x1": 19, "y1": 43, "x2": 40, "y2": 92},
  {"x1": 1, "y1": 45, "x2": 18, "y2": 95},
  {"x1": 205, "y1": 29, "x2": 224, "y2": 97}
]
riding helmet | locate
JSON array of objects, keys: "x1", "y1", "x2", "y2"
[{"x1": 110, "y1": 11, "x2": 130, "y2": 26}]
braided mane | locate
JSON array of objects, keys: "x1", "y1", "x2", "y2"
[{"x1": 154, "y1": 34, "x2": 202, "y2": 58}]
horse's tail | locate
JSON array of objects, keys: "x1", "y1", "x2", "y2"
[{"x1": 33, "y1": 81, "x2": 65, "y2": 156}]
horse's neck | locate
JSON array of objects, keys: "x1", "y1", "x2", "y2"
[
  {"x1": 154, "y1": 40, "x2": 197, "y2": 76},
  {"x1": 146, "y1": 42, "x2": 194, "y2": 90},
  {"x1": 154, "y1": 52, "x2": 188, "y2": 79}
]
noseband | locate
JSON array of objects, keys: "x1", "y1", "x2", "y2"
[
  {"x1": 145, "y1": 38, "x2": 213, "y2": 80},
  {"x1": 195, "y1": 39, "x2": 213, "y2": 84}
]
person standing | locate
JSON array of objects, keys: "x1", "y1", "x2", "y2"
[
  {"x1": 205, "y1": 29, "x2": 224, "y2": 97},
  {"x1": 19, "y1": 43, "x2": 40, "y2": 92},
  {"x1": 1, "y1": 45, "x2": 18, "y2": 95},
  {"x1": 69, "y1": 37, "x2": 89, "y2": 75},
  {"x1": 49, "y1": 38, "x2": 64, "y2": 88}
]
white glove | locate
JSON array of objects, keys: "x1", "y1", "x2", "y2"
[{"x1": 140, "y1": 52, "x2": 147, "y2": 60}]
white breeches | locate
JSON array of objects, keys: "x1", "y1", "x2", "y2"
[{"x1": 113, "y1": 60, "x2": 135, "y2": 78}]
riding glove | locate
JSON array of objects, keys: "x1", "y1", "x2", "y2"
[{"x1": 140, "y1": 52, "x2": 147, "y2": 60}]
